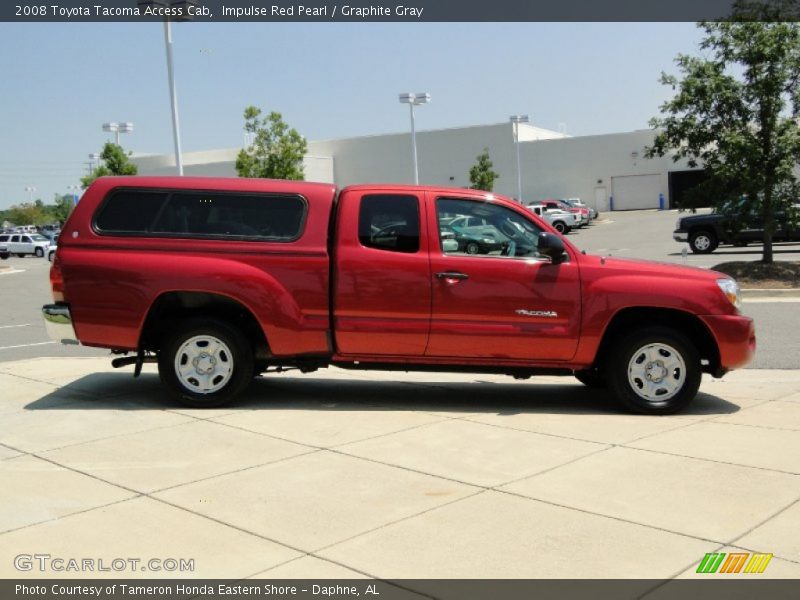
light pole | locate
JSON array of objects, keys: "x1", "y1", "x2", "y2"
[
  {"x1": 138, "y1": 0, "x2": 195, "y2": 176},
  {"x1": 399, "y1": 92, "x2": 430, "y2": 185},
  {"x1": 88, "y1": 153, "x2": 101, "y2": 174},
  {"x1": 24, "y1": 186, "x2": 37, "y2": 203},
  {"x1": 510, "y1": 114, "x2": 530, "y2": 203},
  {"x1": 102, "y1": 122, "x2": 134, "y2": 145}
]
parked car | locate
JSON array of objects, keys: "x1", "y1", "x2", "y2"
[
  {"x1": 563, "y1": 198, "x2": 598, "y2": 220},
  {"x1": 526, "y1": 203, "x2": 579, "y2": 234},
  {"x1": 47, "y1": 235, "x2": 58, "y2": 262},
  {"x1": 43, "y1": 176, "x2": 754, "y2": 415},
  {"x1": 443, "y1": 218, "x2": 508, "y2": 254},
  {"x1": 673, "y1": 200, "x2": 800, "y2": 253},
  {"x1": 0, "y1": 233, "x2": 50, "y2": 258},
  {"x1": 540, "y1": 199, "x2": 589, "y2": 226}
]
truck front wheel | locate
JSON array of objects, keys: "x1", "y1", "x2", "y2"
[
  {"x1": 605, "y1": 327, "x2": 701, "y2": 415},
  {"x1": 689, "y1": 230, "x2": 718, "y2": 254},
  {"x1": 158, "y1": 318, "x2": 253, "y2": 408}
]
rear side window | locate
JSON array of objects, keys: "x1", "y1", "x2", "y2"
[
  {"x1": 358, "y1": 194, "x2": 420, "y2": 253},
  {"x1": 94, "y1": 189, "x2": 306, "y2": 241},
  {"x1": 153, "y1": 192, "x2": 304, "y2": 240},
  {"x1": 95, "y1": 190, "x2": 168, "y2": 233}
]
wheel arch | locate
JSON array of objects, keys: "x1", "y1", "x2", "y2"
[
  {"x1": 139, "y1": 291, "x2": 269, "y2": 360},
  {"x1": 594, "y1": 307, "x2": 720, "y2": 374}
]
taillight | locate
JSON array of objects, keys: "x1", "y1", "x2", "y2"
[{"x1": 50, "y1": 254, "x2": 65, "y2": 302}]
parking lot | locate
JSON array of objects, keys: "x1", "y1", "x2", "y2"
[{"x1": 1, "y1": 209, "x2": 799, "y2": 585}]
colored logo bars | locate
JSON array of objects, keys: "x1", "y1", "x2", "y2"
[{"x1": 696, "y1": 552, "x2": 773, "y2": 574}]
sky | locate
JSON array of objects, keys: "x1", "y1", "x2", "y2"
[{"x1": 0, "y1": 22, "x2": 705, "y2": 210}]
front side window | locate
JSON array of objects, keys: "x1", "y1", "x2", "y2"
[
  {"x1": 358, "y1": 194, "x2": 420, "y2": 253},
  {"x1": 437, "y1": 198, "x2": 543, "y2": 258}
]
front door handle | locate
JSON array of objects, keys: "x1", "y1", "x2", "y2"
[{"x1": 435, "y1": 271, "x2": 469, "y2": 281}]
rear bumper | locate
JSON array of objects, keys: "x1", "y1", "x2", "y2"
[
  {"x1": 42, "y1": 304, "x2": 80, "y2": 345},
  {"x1": 700, "y1": 314, "x2": 755, "y2": 372}
]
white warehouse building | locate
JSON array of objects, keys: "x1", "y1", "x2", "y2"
[{"x1": 132, "y1": 123, "x2": 704, "y2": 211}]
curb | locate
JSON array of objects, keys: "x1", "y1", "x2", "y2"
[{"x1": 741, "y1": 288, "x2": 800, "y2": 298}]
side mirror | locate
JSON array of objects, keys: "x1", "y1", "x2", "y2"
[{"x1": 537, "y1": 232, "x2": 566, "y2": 264}]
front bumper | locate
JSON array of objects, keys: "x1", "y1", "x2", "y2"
[
  {"x1": 673, "y1": 229, "x2": 688, "y2": 242},
  {"x1": 700, "y1": 314, "x2": 755, "y2": 372},
  {"x1": 42, "y1": 304, "x2": 79, "y2": 345}
]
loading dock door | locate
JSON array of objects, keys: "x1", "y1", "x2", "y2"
[{"x1": 611, "y1": 174, "x2": 661, "y2": 210}]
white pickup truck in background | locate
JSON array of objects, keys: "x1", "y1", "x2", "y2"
[{"x1": 526, "y1": 203, "x2": 580, "y2": 233}]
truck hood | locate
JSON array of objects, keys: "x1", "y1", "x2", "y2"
[
  {"x1": 575, "y1": 253, "x2": 738, "y2": 315},
  {"x1": 578, "y1": 253, "x2": 727, "y2": 284}
]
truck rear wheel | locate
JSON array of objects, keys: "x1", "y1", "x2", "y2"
[
  {"x1": 605, "y1": 327, "x2": 701, "y2": 415},
  {"x1": 158, "y1": 318, "x2": 253, "y2": 408}
]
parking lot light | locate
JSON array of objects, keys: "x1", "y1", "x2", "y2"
[
  {"x1": 510, "y1": 115, "x2": 530, "y2": 203},
  {"x1": 399, "y1": 92, "x2": 431, "y2": 185},
  {"x1": 102, "y1": 122, "x2": 134, "y2": 146}
]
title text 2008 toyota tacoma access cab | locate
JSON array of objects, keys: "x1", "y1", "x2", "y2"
[{"x1": 43, "y1": 177, "x2": 755, "y2": 414}]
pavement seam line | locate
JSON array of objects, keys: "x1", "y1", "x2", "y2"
[
  {"x1": 0, "y1": 495, "x2": 141, "y2": 538},
  {"x1": 18, "y1": 416, "x2": 202, "y2": 456},
  {"x1": 726, "y1": 495, "x2": 800, "y2": 553},
  {"x1": 149, "y1": 448, "x2": 322, "y2": 494},
  {"x1": 493, "y1": 487, "x2": 726, "y2": 546},
  {"x1": 308, "y1": 489, "x2": 489, "y2": 556},
  {"x1": 618, "y1": 444, "x2": 800, "y2": 476}
]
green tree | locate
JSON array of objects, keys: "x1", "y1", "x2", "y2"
[
  {"x1": 646, "y1": 4, "x2": 800, "y2": 264},
  {"x1": 5, "y1": 202, "x2": 47, "y2": 226},
  {"x1": 468, "y1": 148, "x2": 500, "y2": 192},
  {"x1": 81, "y1": 142, "x2": 138, "y2": 189},
  {"x1": 47, "y1": 193, "x2": 75, "y2": 223},
  {"x1": 235, "y1": 106, "x2": 307, "y2": 180}
]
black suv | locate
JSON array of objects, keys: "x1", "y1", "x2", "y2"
[{"x1": 673, "y1": 201, "x2": 800, "y2": 254}]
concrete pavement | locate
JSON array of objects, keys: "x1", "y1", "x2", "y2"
[{"x1": 0, "y1": 358, "x2": 798, "y2": 581}]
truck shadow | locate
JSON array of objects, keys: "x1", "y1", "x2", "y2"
[{"x1": 22, "y1": 372, "x2": 741, "y2": 416}]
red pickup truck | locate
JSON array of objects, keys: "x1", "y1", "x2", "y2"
[{"x1": 42, "y1": 176, "x2": 755, "y2": 414}]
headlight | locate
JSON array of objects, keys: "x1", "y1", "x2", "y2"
[{"x1": 717, "y1": 278, "x2": 741, "y2": 310}]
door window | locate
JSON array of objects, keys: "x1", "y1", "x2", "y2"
[
  {"x1": 358, "y1": 194, "x2": 420, "y2": 253},
  {"x1": 437, "y1": 198, "x2": 543, "y2": 258}
]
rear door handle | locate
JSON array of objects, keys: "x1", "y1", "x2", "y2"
[{"x1": 435, "y1": 271, "x2": 469, "y2": 280}]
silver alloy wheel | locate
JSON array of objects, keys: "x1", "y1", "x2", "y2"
[
  {"x1": 627, "y1": 342, "x2": 686, "y2": 402},
  {"x1": 174, "y1": 334, "x2": 234, "y2": 394},
  {"x1": 693, "y1": 234, "x2": 711, "y2": 251}
]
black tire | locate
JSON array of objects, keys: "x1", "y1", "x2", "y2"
[
  {"x1": 0, "y1": 253, "x2": 8, "y2": 260},
  {"x1": 553, "y1": 221, "x2": 567, "y2": 234},
  {"x1": 604, "y1": 327, "x2": 701, "y2": 415},
  {"x1": 689, "y1": 229, "x2": 718, "y2": 254},
  {"x1": 34, "y1": 247, "x2": 44, "y2": 258},
  {"x1": 158, "y1": 318, "x2": 254, "y2": 408},
  {"x1": 16, "y1": 253, "x2": 25, "y2": 258},
  {"x1": 465, "y1": 242, "x2": 480, "y2": 255},
  {"x1": 574, "y1": 369, "x2": 606, "y2": 388}
]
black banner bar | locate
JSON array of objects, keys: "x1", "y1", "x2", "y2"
[
  {"x1": 1, "y1": 0, "x2": 750, "y2": 23},
  {"x1": 3, "y1": 579, "x2": 800, "y2": 600}
]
